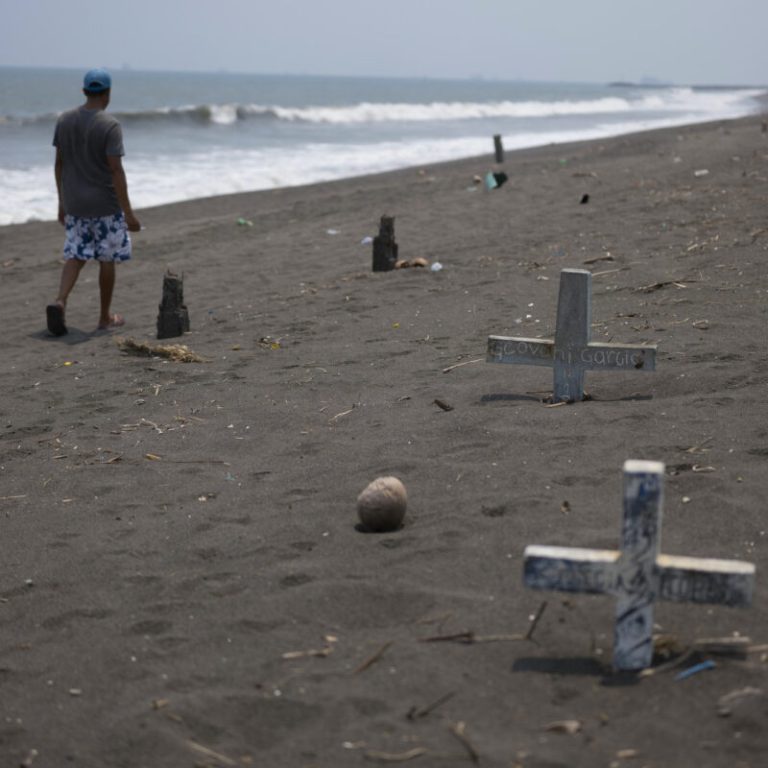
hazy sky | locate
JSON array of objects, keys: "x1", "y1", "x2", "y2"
[{"x1": 2, "y1": 0, "x2": 767, "y2": 85}]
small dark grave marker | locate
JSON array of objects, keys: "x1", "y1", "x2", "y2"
[
  {"x1": 156, "y1": 271, "x2": 190, "y2": 339},
  {"x1": 487, "y1": 268, "x2": 656, "y2": 402},
  {"x1": 524, "y1": 460, "x2": 756, "y2": 670},
  {"x1": 372, "y1": 215, "x2": 398, "y2": 272}
]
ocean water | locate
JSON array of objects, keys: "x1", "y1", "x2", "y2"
[{"x1": 1, "y1": 66, "x2": 764, "y2": 226}]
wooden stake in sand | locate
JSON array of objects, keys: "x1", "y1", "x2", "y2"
[
  {"x1": 493, "y1": 134, "x2": 504, "y2": 164},
  {"x1": 372, "y1": 215, "x2": 399, "y2": 272},
  {"x1": 524, "y1": 460, "x2": 755, "y2": 670},
  {"x1": 157, "y1": 271, "x2": 190, "y2": 339},
  {"x1": 487, "y1": 268, "x2": 656, "y2": 402}
]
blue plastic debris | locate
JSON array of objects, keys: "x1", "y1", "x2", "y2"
[{"x1": 675, "y1": 660, "x2": 716, "y2": 681}]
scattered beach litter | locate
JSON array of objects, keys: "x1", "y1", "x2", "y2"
[
  {"x1": 675, "y1": 660, "x2": 716, "y2": 681},
  {"x1": 394, "y1": 257, "x2": 429, "y2": 269},
  {"x1": 485, "y1": 171, "x2": 508, "y2": 190}
]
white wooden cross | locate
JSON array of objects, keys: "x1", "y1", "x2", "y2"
[
  {"x1": 524, "y1": 460, "x2": 755, "y2": 670},
  {"x1": 487, "y1": 268, "x2": 656, "y2": 402}
]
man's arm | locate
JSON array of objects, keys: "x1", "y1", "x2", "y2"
[
  {"x1": 106, "y1": 154, "x2": 141, "y2": 232},
  {"x1": 55, "y1": 148, "x2": 65, "y2": 225}
]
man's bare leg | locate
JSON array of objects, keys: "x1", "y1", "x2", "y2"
[{"x1": 97, "y1": 261, "x2": 124, "y2": 329}]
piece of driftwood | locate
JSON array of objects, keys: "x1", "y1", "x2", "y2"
[{"x1": 116, "y1": 337, "x2": 204, "y2": 363}]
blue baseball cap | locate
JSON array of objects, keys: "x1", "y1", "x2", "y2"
[{"x1": 83, "y1": 68, "x2": 112, "y2": 93}]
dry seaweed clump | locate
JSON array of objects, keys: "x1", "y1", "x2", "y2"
[{"x1": 116, "y1": 337, "x2": 205, "y2": 363}]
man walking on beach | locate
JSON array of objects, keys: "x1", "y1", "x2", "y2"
[{"x1": 47, "y1": 68, "x2": 140, "y2": 336}]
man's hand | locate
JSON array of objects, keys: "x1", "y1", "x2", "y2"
[
  {"x1": 125, "y1": 213, "x2": 141, "y2": 232},
  {"x1": 58, "y1": 203, "x2": 66, "y2": 226}
]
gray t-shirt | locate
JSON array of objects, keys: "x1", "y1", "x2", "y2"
[{"x1": 53, "y1": 106, "x2": 125, "y2": 217}]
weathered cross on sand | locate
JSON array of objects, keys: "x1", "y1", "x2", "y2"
[
  {"x1": 487, "y1": 268, "x2": 656, "y2": 402},
  {"x1": 524, "y1": 460, "x2": 755, "y2": 670}
]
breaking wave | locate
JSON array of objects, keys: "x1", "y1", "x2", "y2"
[{"x1": 6, "y1": 87, "x2": 763, "y2": 128}]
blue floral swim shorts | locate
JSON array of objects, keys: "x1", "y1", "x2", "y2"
[{"x1": 63, "y1": 212, "x2": 131, "y2": 262}]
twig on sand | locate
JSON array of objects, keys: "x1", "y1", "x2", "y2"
[
  {"x1": 419, "y1": 631, "x2": 524, "y2": 645},
  {"x1": 415, "y1": 612, "x2": 453, "y2": 627},
  {"x1": 639, "y1": 648, "x2": 696, "y2": 678},
  {"x1": 685, "y1": 437, "x2": 713, "y2": 454},
  {"x1": 363, "y1": 748, "x2": 428, "y2": 763},
  {"x1": 354, "y1": 641, "x2": 393, "y2": 674},
  {"x1": 694, "y1": 637, "x2": 750, "y2": 657},
  {"x1": 186, "y1": 740, "x2": 237, "y2": 766},
  {"x1": 449, "y1": 721, "x2": 480, "y2": 764},
  {"x1": 635, "y1": 280, "x2": 694, "y2": 293},
  {"x1": 442, "y1": 358, "x2": 483, "y2": 374},
  {"x1": 407, "y1": 691, "x2": 456, "y2": 720},
  {"x1": 524, "y1": 601, "x2": 548, "y2": 641},
  {"x1": 747, "y1": 643, "x2": 768, "y2": 654},
  {"x1": 282, "y1": 645, "x2": 334, "y2": 660},
  {"x1": 330, "y1": 403, "x2": 360, "y2": 422}
]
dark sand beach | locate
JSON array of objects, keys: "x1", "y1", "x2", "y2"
[{"x1": 2, "y1": 114, "x2": 768, "y2": 767}]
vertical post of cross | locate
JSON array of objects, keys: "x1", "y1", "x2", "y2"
[
  {"x1": 553, "y1": 269, "x2": 591, "y2": 402},
  {"x1": 614, "y1": 460, "x2": 664, "y2": 669}
]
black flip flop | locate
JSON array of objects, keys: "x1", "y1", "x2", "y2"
[{"x1": 46, "y1": 304, "x2": 68, "y2": 336}]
